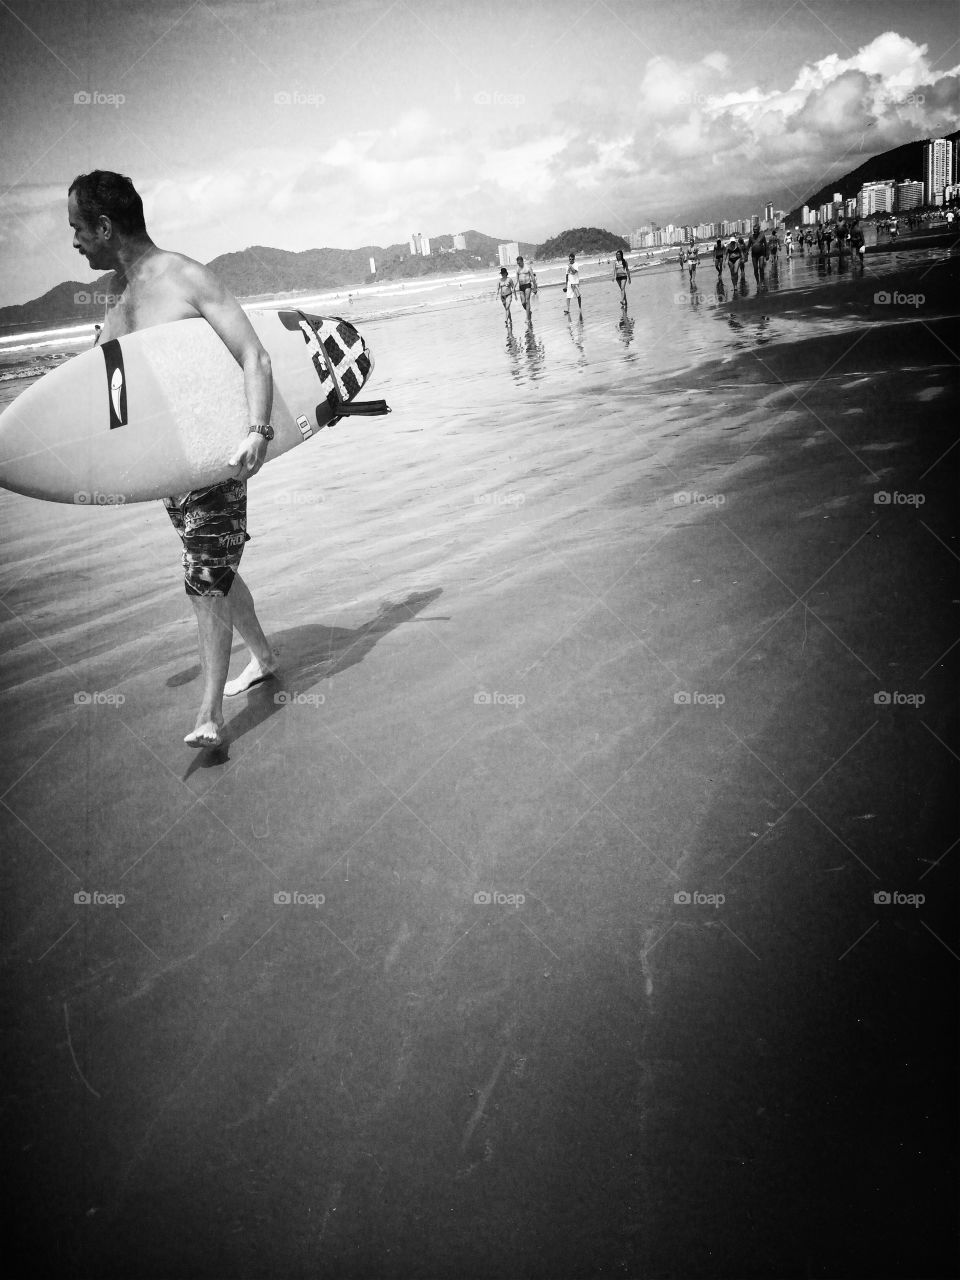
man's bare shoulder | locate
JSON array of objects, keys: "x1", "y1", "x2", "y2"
[{"x1": 151, "y1": 250, "x2": 227, "y2": 299}]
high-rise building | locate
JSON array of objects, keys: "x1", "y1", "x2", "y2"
[
  {"x1": 895, "y1": 180, "x2": 924, "y2": 212},
  {"x1": 858, "y1": 180, "x2": 896, "y2": 217},
  {"x1": 453, "y1": 233, "x2": 466, "y2": 251},
  {"x1": 409, "y1": 234, "x2": 418, "y2": 255},
  {"x1": 833, "y1": 192, "x2": 842, "y2": 204},
  {"x1": 923, "y1": 138, "x2": 954, "y2": 205},
  {"x1": 802, "y1": 205, "x2": 810, "y2": 224},
  {"x1": 763, "y1": 202, "x2": 774, "y2": 223},
  {"x1": 845, "y1": 198, "x2": 858, "y2": 219},
  {"x1": 497, "y1": 241, "x2": 519, "y2": 267},
  {"x1": 369, "y1": 256, "x2": 376, "y2": 275}
]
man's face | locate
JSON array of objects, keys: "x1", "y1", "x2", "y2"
[{"x1": 68, "y1": 191, "x2": 112, "y2": 270}]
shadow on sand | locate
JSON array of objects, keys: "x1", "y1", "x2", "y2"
[{"x1": 175, "y1": 587, "x2": 443, "y2": 776}]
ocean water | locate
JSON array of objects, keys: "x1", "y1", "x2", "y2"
[{"x1": 0, "y1": 244, "x2": 949, "y2": 416}]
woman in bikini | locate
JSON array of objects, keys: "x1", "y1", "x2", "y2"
[
  {"x1": 612, "y1": 249, "x2": 631, "y2": 308},
  {"x1": 495, "y1": 267, "x2": 516, "y2": 325}
]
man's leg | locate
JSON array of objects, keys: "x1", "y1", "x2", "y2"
[
  {"x1": 223, "y1": 572, "x2": 277, "y2": 696},
  {"x1": 187, "y1": 592, "x2": 233, "y2": 746}
]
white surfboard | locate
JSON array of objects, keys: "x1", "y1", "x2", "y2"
[{"x1": 0, "y1": 310, "x2": 388, "y2": 504}]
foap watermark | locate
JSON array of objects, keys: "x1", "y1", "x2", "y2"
[
  {"x1": 874, "y1": 490, "x2": 925, "y2": 507},
  {"x1": 474, "y1": 889, "x2": 526, "y2": 907},
  {"x1": 873, "y1": 890, "x2": 924, "y2": 907},
  {"x1": 74, "y1": 889, "x2": 125, "y2": 907},
  {"x1": 474, "y1": 690, "x2": 525, "y2": 707},
  {"x1": 676, "y1": 90, "x2": 712, "y2": 107},
  {"x1": 673, "y1": 490, "x2": 725, "y2": 508},
  {"x1": 274, "y1": 691, "x2": 325, "y2": 707},
  {"x1": 473, "y1": 90, "x2": 525, "y2": 108},
  {"x1": 889, "y1": 92, "x2": 925, "y2": 107},
  {"x1": 274, "y1": 89, "x2": 325, "y2": 107},
  {"x1": 74, "y1": 490, "x2": 126, "y2": 506},
  {"x1": 675, "y1": 290, "x2": 710, "y2": 305},
  {"x1": 274, "y1": 890, "x2": 325, "y2": 907},
  {"x1": 674, "y1": 690, "x2": 725, "y2": 708},
  {"x1": 276, "y1": 492, "x2": 325, "y2": 506},
  {"x1": 475, "y1": 490, "x2": 525, "y2": 508},
  {"x1": 874, "y1": 290, "x2": 925, "y2": 309},
  {"x1": 74, "y1": 290, "x2": 122, "y2": 307},
  {"x1": 674, "y1": 889, "x2": 725, "y2": 907},
  {"x1": 73, "y1": 90, "x2": 125, "y2": 108},
  {"x1": 874, "y1": 691, "x2": 925, "y2": 707},
  {"x1": 74, "y1": 691, "x2": 125, "y2": 707}
]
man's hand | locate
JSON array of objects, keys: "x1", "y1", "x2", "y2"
[{"x1": 229, "y1": 432, "x2": 268, "y2": 479}]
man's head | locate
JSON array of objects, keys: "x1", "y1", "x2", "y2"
[
  {"x1": 68, "y1": 170, "x2": 146, "y2": 269},
  {"x1": 568, "y1": 253, "x2": 575, "y2": 262},
  {"x1": 517, "y1": 255, "x2": 524, "y2": 266}
]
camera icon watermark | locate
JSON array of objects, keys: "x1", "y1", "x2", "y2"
[
  {"x1": 473, "y1": 90, "x2": 526, "y2": 107},
  {"x1": 274, "y1": 89, "x2": 325, "y2": 107},
  {"x1": 474, "y1": 889, "x2": 526, "y2": 906},
  {"x1": 73, "y1": 490, "x2": 127, "y2": 506},
  {"x1": 73, "y1": 90, "x2": 125, "y2": 108},
  {"x1": 873, "y1": 890, "x2": 924, "y2": 907},
  {"x1": 674, "y1": 889, "x2": 725, "y2": 907},
  {"x1": 274, "y1": 691, "x2": 325, "y2": 707},
  {"x1": 474, "y1": 490, "x2": 525, "y2": 507},
  {"x1": 473, "y1": 690, "x2": 525, "y2": 707},
  {"x1": 74, "y1": 290, "x2": 121, "y2": 307},
  {"x1": 74, "y1": 690, "x2": 125, "y2": 707},
  {"x1": 674, "y1": 690, "x2": 725, "y2": 708},
  {"x1": 673, "y1": 490, "x2": 725, "y2": 507},
  {"x1": 873, "y1": 691, "x2": 925, "y2": 707},
  {"x1": 74, "y1": 888, "x2": 125, "y2": 906},
  {"x1": 273, "y1": 889, "x2": 325, "y2": 907},
  {"x1": 873, "y1": 290, "x2": 925, "y2": 308},
  {"x1": 873, "y1": 490, "x2": 925, "y2": 506}
]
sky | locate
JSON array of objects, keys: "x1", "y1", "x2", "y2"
[{"x1": 0, "y1": 0, "x2": 958, "y2": 305}]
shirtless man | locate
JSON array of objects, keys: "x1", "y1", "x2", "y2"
[{"x1": 68, "y1": 170, "x2": 276, "y2": 749}]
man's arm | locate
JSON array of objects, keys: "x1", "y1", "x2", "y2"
[{"x1": 180, "y1": 260, "x2": 273, "y2": 477}]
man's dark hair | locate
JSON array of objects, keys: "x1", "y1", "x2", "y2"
[{"x1": 68, "y1": 170, "x2": 146, "y2": 234}]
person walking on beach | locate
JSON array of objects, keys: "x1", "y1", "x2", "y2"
[
  {"x1": 726, "y1": 234, "x2": 743, "y2": 286},
  {"x1": 564, "y1": 252, "x2": 582, "y2": 317},
  {"x1": 68, "y1": 170, "x2": 275, "y2": 750},
  {"x1": 848, "y1": 218, "x2": 865, "y2": 266},
  {"x1": 748, "y1": 225, "x2": 768, "y2": 285},
  {"x1": 612, "y1": 249, "x2": 631, "y2": 308},
  {"x1": 514, "y1": 256, "x2": 536, "y2": 320},
  {"x1": 823, "y1": 221, "x2": 834, "y2": 256},
  {"x1": 686, "y1": 240, "x2": 699, "y2": 282},
  {"x1": 713, "y1": 235, "x2": 725, "y2": 277},
  {"x1": 495, "y1": 267, "x2": 516, "y2": 326}
]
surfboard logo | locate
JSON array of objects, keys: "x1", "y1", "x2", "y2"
[{"x1": 101, "y1": 340, "x2": 128, "y2": 429}]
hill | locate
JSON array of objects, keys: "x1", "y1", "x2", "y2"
[
  {"x1": 0, "y1": 229, "x2": 540, "y2": 327},
  {"x1": 536, "y1": 227, "x2": 629, "y2": 259},
  {"x1": 784, "y1": 129, "x2": 960, "y2": 224}
]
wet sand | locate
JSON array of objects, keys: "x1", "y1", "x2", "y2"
[{"x1": 1, "y1": 255, "x2": 958, "y2": 1278}]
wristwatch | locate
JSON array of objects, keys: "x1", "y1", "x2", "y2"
[{"x1": 249, "y1": 423, "x2": 274, "y2": 442}]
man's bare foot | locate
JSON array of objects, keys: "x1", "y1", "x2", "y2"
[
  {"x1": 224, "y1": 658, "x2": 277, "y2": 698},
  {"x1": 184, "y1": 719, "x2": 224, "y2": 749}
]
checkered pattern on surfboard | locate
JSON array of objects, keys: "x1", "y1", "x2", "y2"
[{"x1": 311, "y1": 317, "x2": 370, "y2": 410}]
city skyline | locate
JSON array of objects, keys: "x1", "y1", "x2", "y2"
[{"x1": 1, "y1": 0, "x2": 959, "y2": 305}]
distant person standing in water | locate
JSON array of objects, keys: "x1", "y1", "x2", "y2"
[
  {"x1": 564, "y1": 252, "x2": 582, "y2": 317},
  {"x1": 613, "y1": 249, "x2": 631, "y2": 308},
  {"x1": 495, "y1": 267, "x2": 515, "y2": 325},
  {"x1": 515, "y1": 256, "x2": 536, "y2": 319}
]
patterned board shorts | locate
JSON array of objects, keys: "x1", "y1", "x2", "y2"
[{"x1": 163, "y1": 478, "x2": 249, "y2": 597}]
